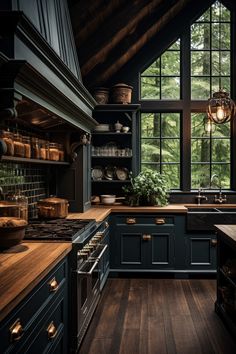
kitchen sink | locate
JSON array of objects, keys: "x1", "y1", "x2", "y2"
[
  {"x1": 187, "y1": 207, "x2": 219, "y2": 213},
  {"x1": 187, "y1": 206, "x2": 236, "y2": 231}
]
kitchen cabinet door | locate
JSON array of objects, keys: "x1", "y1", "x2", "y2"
[{"x1": 185, "y1": 233, "x2": 217, "y2": 270}]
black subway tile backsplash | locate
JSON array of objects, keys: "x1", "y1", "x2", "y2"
[{"x1": 0, "y1": 162, "x2": 48, "y2": 218}]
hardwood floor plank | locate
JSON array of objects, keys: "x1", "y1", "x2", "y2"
[{"x1": 79, "y1": 278, "x2": 236, "y2": 354}]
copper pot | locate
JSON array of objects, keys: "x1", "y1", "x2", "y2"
[{"x1": 37, "y1": 197, "x2": 69, "y2": 219}]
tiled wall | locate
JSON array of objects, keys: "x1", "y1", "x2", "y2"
[{"x1": 0, "y1": 162, "x2": 48, "y2": 218}]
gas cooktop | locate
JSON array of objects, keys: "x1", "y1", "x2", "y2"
[{"x1": 24, "y1": 218, "x2": 97, "y2": 242}]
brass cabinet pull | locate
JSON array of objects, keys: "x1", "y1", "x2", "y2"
[
  {"x1": 155, "y1": 218, "x2": 165, "y2": 225},
  {"x1": 142, "y1": 234, "x2": 152, "y2": 241},
  {"x1": 211, "y1": 239, "x2": 217, "y2": 247},
  {"x1": 10, "y1": 319, "x2": 23, "y2": 342},
  {"x1": 49, "y1": 277, "x2": 59, "y2": 292},
  {"x1": 126, "y1": 218, "x2": 136, "y2": 224},
  {"x1": 47, "y1": 321, "x2": 57, "y2": 339}
]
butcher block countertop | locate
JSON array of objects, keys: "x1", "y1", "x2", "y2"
[
  {"x1": 0, "y1": 242, "x2": 72, "y2": 322},
  {"x1": 68, "y1": 204, "x2": 188, "y2": 222},
  {"x1": 215, "y1": 225, "x2": 236, "y2": 244}
]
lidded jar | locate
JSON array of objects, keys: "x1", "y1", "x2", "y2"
[
  {"x1": 6, "y1": 190, "x2": 28, "y2": 221},
  {"x1": 13, "y1": 133, "x2": 25, "y2": 157},
  {"x1": 49, "y1": 142, "x2": 59, "y2": 161},
  {"x1": 23, "y1": 136, "x2": 31, "y2": 158},
  {"x1": 39, "y1": 139, "x2": 47, "y2": 160},
  {"x1": 0, "y1": 130, "x2": 14, "y2": 156}
]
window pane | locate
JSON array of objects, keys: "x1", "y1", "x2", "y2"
[
  {"x1": 169, "y1": 40, "x2": 180, "y2": 50},
  {"x1": 212, "y1": 77, "x2": 230, "y2": 94},
  {"x1": 191, "y1": 23, "x2": 210, "y2": 49},
  {"x1": 197, "y1": 8, "x2": 210, "y2": 22},
  {"x1": 161, "y1": 77, "x2": 180, "y2": 99},
  {"x1": 142, "y1": 60, "x2": 160, "y2": 75},
  {"x1": 212, "y1": 122, "x2": 230, "y2": 137},
  {"x1": 212, "y1": 164, "x2": 230, "y2": 188},
  {"x1": 162, "y1": 140, "x2": 180, "y2": 162},
  {"x1": 191, "y1": 51, "x2": 210, "y2": 75},
  {"x1": 191, "y1": 139, "x2": 210, "y2": 162},
  {"x1": 191, "y1": 113, "x2": 206, "y2": 137},
  {"x1": 141, "y1": 113, "x2": 160, "y2": 137},
  {"x1": 212, "y1": 51, "x2": 230, "y2": 76},
  {"x1": 191, "y1": 77, "x2": 210, "y2": 99},
  {"x1": 212, "y1": 2, "x2": 230, "y2": 22},
  {"x1": 141, "y1": 139, "x2": 160, "y2": 162},
  {"x1": 191, "y1": 164, "x2": 210, "y2": 188},
  {"x1": 141, "y1": 163, "x2": 160, "y2": 173},
  {"x1": 162, "y1": 164, "x2": 180, "y2": 189},
  {"x1": 212, "y1": 139, "x2": 230, "y2": 162},
  {"x1": 161, "y1": 113, "x2": 180, "y2": 138},
  {"x1": 212, "y1": 23, "x2": 230, "y2": 50},
  {"x1": 161, "y1": 51, "x2": 180, "y2": 75},
  {"x1": 141, "y1": 77, "x2": 160, "y2": 99}
]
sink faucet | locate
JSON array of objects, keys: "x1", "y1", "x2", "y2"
[
  {"x1": 214, "y1": 187, "x2": 227, "y2": 204},
  {"x1": 196, "y1": 188, "x2": 208, "y2": 205}
]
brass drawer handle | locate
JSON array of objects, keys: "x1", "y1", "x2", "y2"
[
  {"x1": 155, "y1": 218, "x2": 165, "y2": 225},
  {"x1": 10, "y1": 319, "x2": 23, "y2": 342},
  {"x1": 211, "y1": 239, "x2": 217, "y2": 247},
  {"x1": 142, "y1": 234, "x2": 152, "y2": 241},
  {"x1": 49, "y1": 277, "x2": 59, "y2": 292},
  {"x1": 126, "y1": 218, "x2": 136, "y2": 224},
  {"x1": 47, "y1": 321, "x2": 57, "y2": 339}
]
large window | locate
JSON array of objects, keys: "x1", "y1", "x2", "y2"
[
  {"x1": 140, "y1": 1, "x2": 232, "y2": 190},
  {"x1": 141, "y1": 113, "x2": 180, "y2": 189}
]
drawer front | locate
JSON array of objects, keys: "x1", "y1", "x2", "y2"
[
  {"x1": 0, "y1": 258, "x2": 67, "y2": 354},
  {"x1": 115, "y1": 215, "x2": 175, "y2": 226},
  {"x1": 20, "y1": 289, "x2": 67, "y2": 354}
]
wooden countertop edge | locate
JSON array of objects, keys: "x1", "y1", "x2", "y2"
[
  {"x1": 0, "y1": 243, "x2": 72, "y2": 322},
  {"x1": 215, "y1": 224, "x2": 236, "y2": 244}
]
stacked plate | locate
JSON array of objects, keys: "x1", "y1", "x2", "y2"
[{"x1": 94, "y1": 124, "x2": 110, "y2": 132}]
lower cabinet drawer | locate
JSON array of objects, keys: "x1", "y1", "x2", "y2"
[
  {"x1": 115, "y1": 215, "x2": 175, "y2": 226},
  {"x1": 0, "y1": 258, "x2": 68, "y2": 354},
  {"x1": 20, "y1": 289, "x2": 67, "y2": 354}
]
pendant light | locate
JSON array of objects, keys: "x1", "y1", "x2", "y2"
[
  {"x1": 207, "y1": 3, "x2": 235, "y2": 124},
  {"x1": 204, "y1": 116, "x2": 215, "y2": 134}
]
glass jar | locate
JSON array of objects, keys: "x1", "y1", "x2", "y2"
[
  {"x1": 45, "y1": 140, "x2": 50, "y2": 160},
  {"x1": 6, "y1": 190, "x2": 28, "y2": 221},
  {"x1": 49, "y1": 142, "x2": 59, "y2": 161},
  {"x1": 31, "y1": 137, "x2": 40, "y2": 159},
  {"x1": 23, "y1": 136, "x2": 31, "y2": 158},
  {"x1": 58, "y1": 144, "x2": 65, "y2": 161},
  {"x1": 13, "y1": 133, "x2": 25, "y2": 157},
  {"x1": 39, "y1": 139, "x2": 47, "y2": 160},
  {"x1": 0, "y1": 130, "x2": 14, "y2": 156}
]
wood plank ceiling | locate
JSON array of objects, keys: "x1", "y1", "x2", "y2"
[{"x1": 68, "y1": 0, "x2": 198, "y2": 89}]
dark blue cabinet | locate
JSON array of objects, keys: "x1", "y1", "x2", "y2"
[
  {"x1": 110, "y1": 213, "x2": 216, "y2": 273},
  {"x1": 110, "y1": 214, "x2": 176, "y2": 271},
  {"x1": 185, "y1": 233, "x2": 217, "y2": 271},
  {"x1": 0, "y1": 257, "x2": 68, "y2": 354}
]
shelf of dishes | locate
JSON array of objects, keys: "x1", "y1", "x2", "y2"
[
  {"x1": 93, "y1": 121, "x2": 130, "y2": 133},
  {"x1": 0, "y1": 130, "x2": 65, "y2": 162},
  {"x1": 92, "y1": 144, "x2": 132, "y2": 157},
  {"x1": 91, "y1": 165, "x2": 130, "y2": 181}
]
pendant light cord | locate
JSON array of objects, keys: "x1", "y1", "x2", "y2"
[{"x1": 219, "y1": 3, "x2": 222, "y2": 90}]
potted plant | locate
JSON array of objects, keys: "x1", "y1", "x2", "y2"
[{"x1": 122, "y1": 169, "x2": 169, "y2": 206}]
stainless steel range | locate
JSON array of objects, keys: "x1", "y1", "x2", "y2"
[{"x1": 24, "y1": 218, "x2": 109, "y2": 352}]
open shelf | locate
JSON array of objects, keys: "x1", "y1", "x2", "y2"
[
  {"x1": 1, "y1": 156, "x2": 70, "y2": 165},
  {"x1": 92, "y1": 156, "x2": 132, "y2": 159},
  {"x1": 92, "y1": 180, "x2": 130, "y2": 183},
  {"x1": 92, "y1": 132, "x2": 132, "y2": 135}
]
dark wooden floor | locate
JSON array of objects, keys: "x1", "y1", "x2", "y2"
[{"x1": 79, "y1": 278, "x2": 236, "y2": 354}]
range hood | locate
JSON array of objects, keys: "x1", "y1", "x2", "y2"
[{"x1": 0, "y1": 0, "x2": 97, "y2": 132}]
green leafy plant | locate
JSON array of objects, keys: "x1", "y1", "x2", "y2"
[{"x1": 123, "y1": 169, "x2": 169, "y2": 206}]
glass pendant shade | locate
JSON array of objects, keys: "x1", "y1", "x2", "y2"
[
  {"x1": 207, "y1": 89, "x2": 236, "y2": 124},
  {"x1": 204, "y1": 117, "x2": 215, "y2": 133}
]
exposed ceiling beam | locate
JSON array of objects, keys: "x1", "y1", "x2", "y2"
[
  {"x1": 80, "y1": 0, "x2": 164, "y2": 76},
  {"x1": 83, "y1": 0, "x2": 189, "y2": 87}
]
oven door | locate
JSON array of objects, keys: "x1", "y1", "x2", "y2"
[{"x1": 76, "y1": 259, "x2": 100, "y2": 346}]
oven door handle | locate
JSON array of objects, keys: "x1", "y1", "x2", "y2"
[
  {"x1": 77, "y1": 260, "x2": 99, "y2": 275},
  {"x1": 96, "y1": 244, "x2": 108, "y2": 260}
]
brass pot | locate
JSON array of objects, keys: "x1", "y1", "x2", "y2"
[{"x1": 37, "y1": 197, "x2": 69, "y2": 219}]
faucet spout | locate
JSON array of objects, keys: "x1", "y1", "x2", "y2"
[{"x1": 196, "y1": 188, "x2": 208, "y2": 205}]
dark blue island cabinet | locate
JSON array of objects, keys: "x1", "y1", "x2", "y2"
[
  {"x1": 110, "y1": 214, "x2": 217, "y2": 273},
  {"x1": 0, "y1": 257, "x2": 68, "y2": 354}
]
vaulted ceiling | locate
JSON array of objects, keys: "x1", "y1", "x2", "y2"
[{"x1": 68, "y1": 0, "x2": 235, "y2": 90}]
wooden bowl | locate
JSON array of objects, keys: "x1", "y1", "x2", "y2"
[{"x1": 0, "y1": 217, "x2": 27, "y2": 249}]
